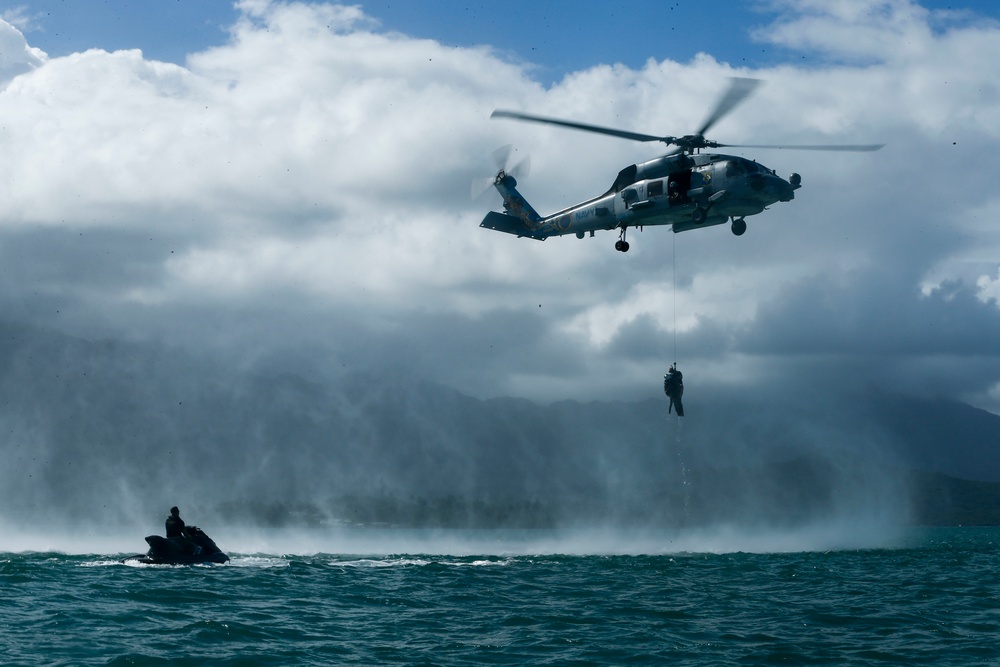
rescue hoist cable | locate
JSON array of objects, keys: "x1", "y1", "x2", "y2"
[{"x1": 672, "y1": 233, "x2": 678, "y2": 367}]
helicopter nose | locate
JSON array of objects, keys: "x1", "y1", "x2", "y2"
[
  {"x1": 779, "y1": 180, "x2": 794, "y2": 202},
  {"x1": 744, "y1": 171, "x2": 796, "y2": 202},
  {"x1": 771, "y1": 174, "x2": 796, "y2": 202}
]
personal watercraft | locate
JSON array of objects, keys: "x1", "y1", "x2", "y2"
[{"x1": 122, "y1": 525, "x2": 229, "y2": 565}]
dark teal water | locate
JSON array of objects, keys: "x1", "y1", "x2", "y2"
[{"x1": 3, "y1": 527, "x2": 999, "y2": 666}]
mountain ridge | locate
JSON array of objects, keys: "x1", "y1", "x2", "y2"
[{"x1": 0, "y1": 320, "x2": 997, "y2": 528}]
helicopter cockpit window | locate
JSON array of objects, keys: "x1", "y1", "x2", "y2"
[
  {"x1": 725, "y1": 161, "x2": 745, "y2": 177},
  {"x1": 647, "y1": 180, "x2": 663, "y2": 198}
]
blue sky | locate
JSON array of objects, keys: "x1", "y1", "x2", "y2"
[
  {"x1": 0, "y1": 0, "x2": 998, "y2": 414},
  {"x1": 8, "y1": 0, "x2": 1000, "y2": 82}
]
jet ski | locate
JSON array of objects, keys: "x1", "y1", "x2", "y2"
[{"x1": 123, "y1": 525, "x2": 229, "y2": 565}]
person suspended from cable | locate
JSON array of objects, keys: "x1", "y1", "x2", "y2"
[{"x1": 664, "y1": 364, "x2": 684, "y2": 417}]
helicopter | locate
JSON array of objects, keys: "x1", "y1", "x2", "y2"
[{"x1": 481, "y1": 78, "x2": 883, "y2": 252}]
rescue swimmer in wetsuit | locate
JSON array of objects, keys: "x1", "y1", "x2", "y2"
[{"x1": 664, "y1": 365, "x2": 684, "y2": 417}]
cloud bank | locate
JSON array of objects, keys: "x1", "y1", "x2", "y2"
[{"x1": 0, "y1": 0, "x2": 996, "y2": 414}]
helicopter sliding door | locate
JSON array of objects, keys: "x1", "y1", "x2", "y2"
[{"x1": 667, "y1": 170, "x2": 692, "y2": 206}]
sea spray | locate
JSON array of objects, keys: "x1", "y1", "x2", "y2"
[{"x1": 671, "y1": 412, "x2": 690, "y2": 522}]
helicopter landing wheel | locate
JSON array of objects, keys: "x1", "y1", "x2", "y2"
[
  {"x1": 731, "y1": 217, "x2": 747, "y2": 236},
  {"x1": 616, "y1": 227, "x2": 630, "y2": 252},
  {"x1": 692, "y1": 207, "x2": 707, "y2": 224}
]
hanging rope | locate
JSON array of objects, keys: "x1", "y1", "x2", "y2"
[
  {"x1": 672, "y1": 232, "x2": 678, "y2": 366},
  {"x1": 666, "y1": 232, "x2": 685, "y2": 418}
]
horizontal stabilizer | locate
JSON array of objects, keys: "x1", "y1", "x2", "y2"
[{"x1": 480, "y1": 211, "x2": 547, "y2": 241}]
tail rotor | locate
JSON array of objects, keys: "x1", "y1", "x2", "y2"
[{"x1": 471, "y1": 144, "x2": 531, "y2": 199}]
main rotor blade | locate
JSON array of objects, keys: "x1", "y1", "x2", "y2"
[
  {"x1": 696, "y1": 77, "x2": 762, "y2": 137},
  {"x1": 492, "y1": 109, "x2": 666, "y2": 143},
  {"x1": 720, "y1": 142, "x2": 885, "y2": 152}
]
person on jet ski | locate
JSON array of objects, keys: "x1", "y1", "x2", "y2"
[
  {"x1": 164, "y1": 506, "x2": 199, "y2": 554},
  {"x1": 165, "y1": 506, "x2": 186, "y2": 538},
  {"x1": 664, "y1": 365, "x2": 684, "y2": 417}
]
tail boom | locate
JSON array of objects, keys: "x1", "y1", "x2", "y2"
[{"x1": 481, "y1": 173, "x2": 621, "y2": 240}]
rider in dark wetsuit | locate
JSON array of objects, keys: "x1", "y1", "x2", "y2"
[
  {"x1": 165, "y1": 506, "x2": 198, "y2": 553},
  {"x1": 165, "y1": 506, "x2": 186, "y2": 538},
  {"x1": 664, "y1": 365, "x2": 685, "y2": 417}
]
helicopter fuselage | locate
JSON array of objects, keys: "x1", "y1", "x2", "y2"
[
  {"x1": 481, "y1": 153, "x2": 801, "y2": 246},
  {"x1": 483, "y1": 79, "x2": 879, "y2": 250}
]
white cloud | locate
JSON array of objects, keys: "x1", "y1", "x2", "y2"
[
  {"x1": 0, "y1": 6, "x2": 38, "y2": 32},
  {"x1": 756, "y1": 0, "x2": 936, "y2": 63},
  {"x1": 0, "y1": 0, "x2": 997, "y2": 409},
  {"x1": 977, "y1": 268, "x2": 1000, "y2": 306},
  {"x1": 0, "y1": 15, "x2": 45, "y2": 86}
]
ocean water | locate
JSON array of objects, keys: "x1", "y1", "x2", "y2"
[{"x1": 3, "y1": 526, "x2": 999, "y2": 666}]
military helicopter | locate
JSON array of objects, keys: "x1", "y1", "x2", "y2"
[{"x1": 481, "y1": 78, "x2": 883, "y2": 251}]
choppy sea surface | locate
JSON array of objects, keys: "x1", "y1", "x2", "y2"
[{"x1": 3, "y1": 526, "x2": 999, "y2": 666}]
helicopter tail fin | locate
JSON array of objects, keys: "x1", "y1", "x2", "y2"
[
  {"x1": 480, "y1": 171, "x2": 547, "y2": 239},
  {"x1": 495, "y1": 173, "x2": 542, "y2": 225}
]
